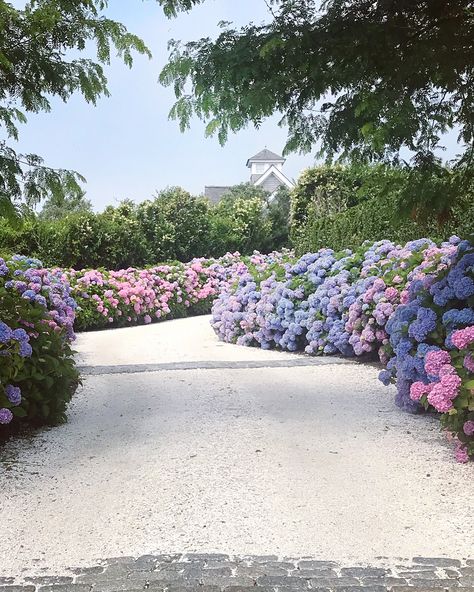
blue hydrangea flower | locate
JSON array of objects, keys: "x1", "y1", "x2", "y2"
[
  {"x1": 0, "y1": 321, "x2": 12, "y2": 343},
  {"x1": 5, "y1": 385, "x2": 21, "y2": 406},
  {"x1": 442, "y1": 307, "x2": 474, "y2": 328},
  {"x1": 12, "y1": 328, "x2": 28, "y2": 342},
  {"x1": 19, "y1": 341, "x2": 33, "y2": 357},
  {"x1": 408, "y1": 307, "x2": 437, "y2": 342}
]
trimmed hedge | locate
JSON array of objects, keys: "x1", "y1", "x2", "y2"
[
  {"x1": 298, "y1": 192, "x2": 474, "y2": 253},
  {"x1": 290, "y1": 164, "x2": 474, "y2": 254}
]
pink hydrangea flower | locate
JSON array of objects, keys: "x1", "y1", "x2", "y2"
[
  {"x1": 438, "y1": 364, "x2": 456, "y2": 377},
  {"x1": 463, "y1": 421, "x2": 474, "y2": 436},
  {"x1": 410, "y1": 381, "x2": 432, "y2": 401},
  {"x1": 384, "y1": 287, "x2": 399, "y2": 301},
  {"x1": 426, "y1": 373, "x2": 461, "y2": 412},
  {"x1": 451, "y1": 326, "x2": 474, "y2": 350},
  {"x1": 455, "y1": 443, "x2": 469, "y2": 463},
  {"x1": 427, "y1": 390, "x2": 453, "y2": 413},
  {"x1": 425, "y1": 350, "x2": 451, "y2": 377}
]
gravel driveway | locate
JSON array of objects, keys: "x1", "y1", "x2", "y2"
[{"x1": 1, "y1": 315, "x2": 472, "y2": 577}]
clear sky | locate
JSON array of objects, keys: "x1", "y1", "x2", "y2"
[
  {"x1": 12, "y1": 0, "x2": 317, "y2": 211},
  {"x1": 13, "y1": 0, "x2": 462, "y2": 211}
]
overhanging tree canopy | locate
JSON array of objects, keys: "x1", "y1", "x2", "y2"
[
  {"x1": 159, "y1": 0, "x2": 474, "y2": 215},
  {"x1": 2, "y1": 0, "x2": 473, "y2": 222},
  {"x1": 0, "y1": 0, "x2": 155, "y2": 221}
]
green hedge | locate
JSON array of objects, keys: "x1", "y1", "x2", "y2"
[
  {"x1": 0, "y1": 186, "x2": 291, "y2": 268},
  {"x1": 297, "y1": 192, "x2": 474, "y2": 253},
  {"x1": 290, "y1": 164, "x2": 406, "y2": 246},
  {"x1": 290, "y1": 163, "x2": 474, "y2": 253}
]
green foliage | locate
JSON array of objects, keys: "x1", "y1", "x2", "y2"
[
  {"x1": 146, "y1": 187, "x2": 212, "y2": 261},
  {"x1": 222, "y1": 183, "x2": 269, "y2": 202},
  {"x1": 290, "y1": 163, "x2": 406, "y2": 243},
  {"x1": 290, "y1": 163, "x2": 474, "y2": 252},
  {"x1": 157, "y1": 0, "x2": 204, "y2": 17},
  {"x1": 15, "y1": 330, "x2": 78, "y2": 427},
  {"x1": 210, "y1": 193, "x2": 271, "y2": 254},
  {"x1": 38, "y1": 189, "x2": 92, "y2": 221},
  {"x1": 267, "y1": 187, "x2": 292, "y2": 251},
  {"x1": 206, "y1": 183, "x2": 291, "y2": 254},
  {"x1": 0, "y1": 185, "x2": 292, "y2": 268},
  {"x1": 298, "y1": 192, "x2": 474, "y2": 254},
  {"x1": 159, "y1": 0, "x2": 474, "y2": 216},
  {"x1": 0, "y1": 0, "x2": 151, "y2": 220}
]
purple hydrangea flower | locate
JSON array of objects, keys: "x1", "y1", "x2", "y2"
[
  {"x1": 0, "y1": 408, "x2": 13, "y2": 424},
  {"x1": 5, "y1": 385, "x2": 21, "y2": 406},
  {"x1": 463, "y1": 421, "x2": 474, "y2": 436},
  {"x1": 0, "y1": 321, "x2": 12, "y2": 343}
]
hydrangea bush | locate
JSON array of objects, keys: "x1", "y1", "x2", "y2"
[
  {"x1": 3, "y1": 242, "x2": 472, "y2": 462},
  {"x1": 1, "y1": 250, "x2": 287, "y2": 434},
  {"x1": 211, "y1": 237, "x2": 474, "y2": 462},
  {"x1": 63, "y1": 251, "x2": 291, "y2": 332},
  {"x1": 0, "y1": 256, "x2": 78, "y2": 431}
]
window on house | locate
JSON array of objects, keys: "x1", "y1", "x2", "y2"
[{"x1": 255, "y1": 163, "x2": 266, "y2": 174}]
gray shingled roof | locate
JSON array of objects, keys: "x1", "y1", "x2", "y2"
[
  {"x1": 246, "y1": 149, "x2": 285, "y2": 166},
  {"x1": 204, "y1": 186, "x2": 231, "y2": 204}
]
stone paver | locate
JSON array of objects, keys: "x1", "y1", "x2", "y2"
[{"x1": 3, "y1": 554, "x2": 474, "y2": 591}]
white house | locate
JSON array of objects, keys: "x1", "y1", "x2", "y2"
[{"x1": 205, "y1": 148, "x2": 295, "y2": 203}]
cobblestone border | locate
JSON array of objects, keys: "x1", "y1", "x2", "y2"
[
  {"x1": 77, "y1": 357, "x2": 352, "y2": 376},
  {"x1": 2, "y1": 554, "x2": 474, "y2": 592}
]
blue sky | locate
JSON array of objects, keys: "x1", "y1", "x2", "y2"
[
  {"x1": 13, "y1": 0, "x2": 316, "y2": 211},
  {"x1": 13, "y1": 0, "x2": 461, "y2": 211}
]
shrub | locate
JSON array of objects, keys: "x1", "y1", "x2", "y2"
[
  {"x1": 298, "y1": 191, "x2": 474, "y2": 254},
  {"x1": 211, "y1": 237, "x2": 474, "y2": 462},
  {"x1": 290, "y1": 164, "x2": 404, "y2": 245},
  {"x1": 381, "y1": 244, "x2": 474, "y2": 462},
  {"x1": 290, "y1": 163, "x2": 474, "y2": 253},
  {"x1": 0, "y1": 186, "x2": 292, "y2": 269},
  {"x1": 209, "y1": 194, "x2": 271, "y2": 255},
  {"x1": 0, "y1": 256, "x2": 78, "y2": 432},
  {"x1": 65, "y1": 252, "x2": 290, "y2": 332},
  {"x1": 67, "y1": 260, "x2": 222, "y2": 332}
]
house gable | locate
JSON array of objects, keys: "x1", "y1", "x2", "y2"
[
  {"x1": 253, "y1": 164, "x2": 295, "y2": 194},
  {"x1": 204, "y1": 148, "x2": 294, "y2": 203}
]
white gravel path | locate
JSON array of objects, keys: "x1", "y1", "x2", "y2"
[{"x1": 0, "y1": 315, "x2": 473, "y2": 576}]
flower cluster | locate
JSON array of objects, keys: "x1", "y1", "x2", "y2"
[
  {"x1": 63, "y1": 251, "x2": 291, "y2": 332},
  {"x1": 384, "y1": 241, "x2": 474, "y2": 461},
  {"x1": 5, "y1": 255, "x2": 76, "y2": 340},
  {"x1": 211, "y1": 237, "x2": 474, "y2": 462},
  {"x1": 0, "y1": 256, "x2": 77, "y2": 428}
]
